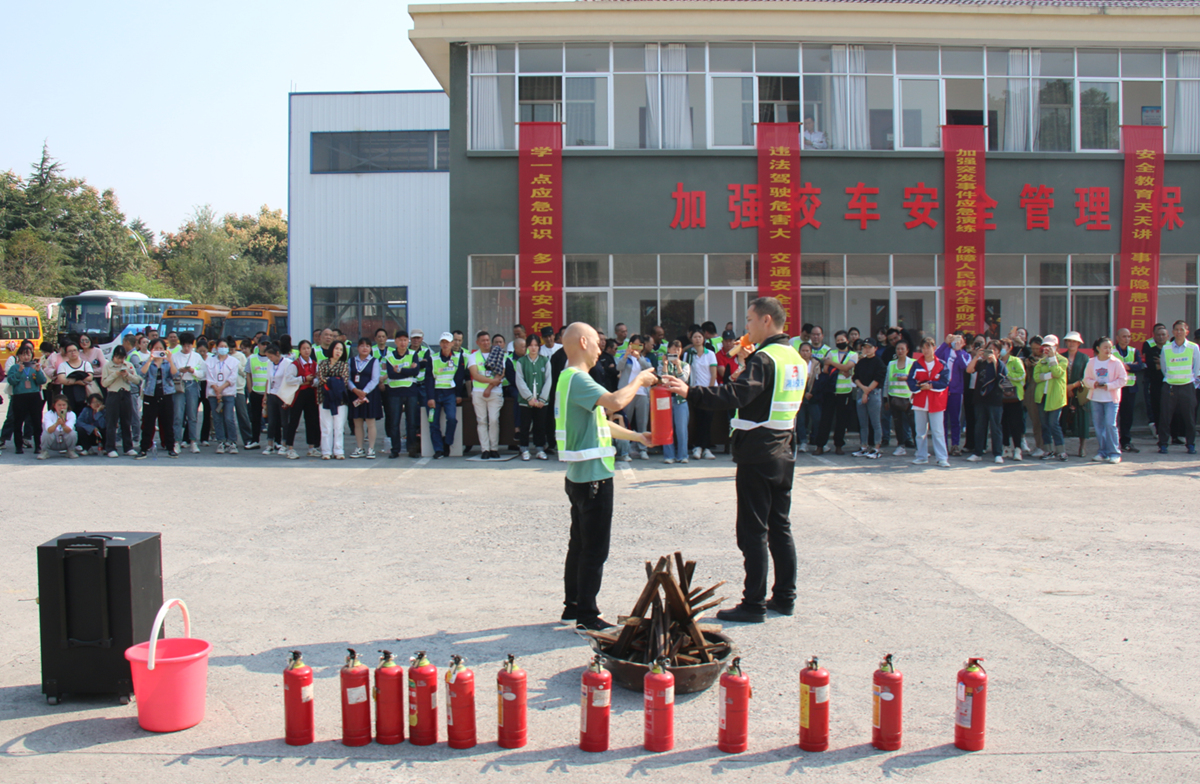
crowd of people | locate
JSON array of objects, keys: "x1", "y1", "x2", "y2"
[{"x1": 2, "y1": 316, "x2": 1198, "y2": 466}]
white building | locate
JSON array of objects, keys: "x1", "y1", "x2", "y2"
[{"x1": 287, "y1": 90, "x2": 450, "y2": 342}]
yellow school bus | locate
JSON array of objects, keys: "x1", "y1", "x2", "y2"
[
  {"x1": 161, "y1": 305, "x2": 231, "y2": 342},
  {"x1": 224, "y1": 305, "x2": 289, "y2": 340},
  {"x1": 0, "y1": 303, "x2": 44, "y2": 364}
]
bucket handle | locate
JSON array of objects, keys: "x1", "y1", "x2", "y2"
[{"x1": 147, "y1": 598, "x2": 191, "y2": 671}]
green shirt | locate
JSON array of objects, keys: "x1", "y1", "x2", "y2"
[{"x1": 563, "y1": 371, "x2": 613, "y2": 483}]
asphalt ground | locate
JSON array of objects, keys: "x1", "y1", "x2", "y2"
[{"x1": 0, "y1": 425, "x2": 1198, "y2": 783}]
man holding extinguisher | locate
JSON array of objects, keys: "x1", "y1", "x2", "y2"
[
  {"x1": 660, "y1": 297, "x2": 806, "y2": 624},
  {"x1": 556, "y1": 322, "x2": 657, "y2": 631}
]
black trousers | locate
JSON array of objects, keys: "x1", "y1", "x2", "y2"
[
  {"x1": 1146, "y1": 380, "x2": 1183, "y2": 436},
  {"x1": 248, "y1": 391, "x2": 266, "y2": 441},
  {"x1": 518, "y1": 404, "x2": 549, "y2": 448},
  {"x1": 1118, "y1": 385, "x2": 1137, "y2": 447},
  {"x1": 734, "y1": 456, "x2": 797, "y2": 612},
  {"x1": 266, "y1": 396, "x2": 286, "y2": 443},
  {"x1": 1158, "y1": 384, "x2": 1196, "y2": 447},
  {"x1": 563, "y1": 477, "x2": 614, "y2": 624},
  {"x1": 199, "y1": 382, "x2": 212, "y2": 442},
  {"x1": 104, "y1": 388, "x2": 134, "y2": 453},
  {"x1": 140, "y1": 393, "x2": 176, "y2": 453},
  {"x1": 963, "y1": 392, "x2": 977, "y2": 453},
  {"x1": 9, "y1": 394, "x2": 43, "y2": 452},
  {"x1": 285, "y1": 387, "x2": 320, "y2": 448},
  {"x1": 692, "y1": 406, "x2": 714, "y2": 449},
  {"x1": 1001, "y1": 401, "x2": 1025, "y2": 448}
]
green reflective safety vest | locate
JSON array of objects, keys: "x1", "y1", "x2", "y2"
[
  {"x1": 384, "y1": 350, "x2": 418, "y2": 389},
  {"x1": 614, "y1": 339, "x2": 630, "y2": 365},
  {"x1": 372, "y1": 345, "x2": 389, "y2": 361},
  {"x1": 247, "y1": 354, "x2": 271, "y2": 394},
  {"x1": 885, "y1": 358, "x2": 914, "y2": 399},
  {"x1": 410, "y1": 345, "x2": 430, "y2": 384},
  {"x1": 469, "y1": 350, "x2": 496, "y2": 392},
  {"x1": 431, "y1": 352, "x2": 459, "y2": 389},
  {"x1": 832, "y1": 350, "x2": 856, "y2": 394},
  {"x1": 501, "y1": 351, "x2": 512, "y2": 387},
  {"x1": 554, "y1": 367, "x2": 615, "y2": 468},
  {"x1": 811, "y1": 344, "x2": 831, "y2": 361},
  {"x1": 314, "y1": 346, "x2": 328, "y2": 363},
  {"x1": 1163, "y1": 341, "x2": 1197, "y2": 386},
  {"x1": 1114, "y1": 345, "x2": 1138, "y2": 387},
  {"x1": 730, "y1": 343, "x2": 806, "y2": 431}
]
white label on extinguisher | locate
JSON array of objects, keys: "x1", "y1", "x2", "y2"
[
  {"x1": 656, "y1": 397, "x2": 670, "y2": 411},
  {"x1": 593, "y1": 688, "x2": 610, "y2": 707},
  {"x1": 719, "y1": 685, "x2": 727, "y2": 728},
  {"x1": 581, "y1": 694, "x2": 587, "y2": 733},
  {"x1": 432, "y1": 691, "x2": 437, "y2": 710},
  {"x1": 346, "y1": 685, "x2": 367, "y2": 705},
  {"x1": 663, "y1": 686, "x2": 675, "y2": 705},
  {"x1": 301, "y1": 684, "x2": 313, "y2": 703},
  {"x1": 814, "y1": 685, "x2": 829, "y2": 704},
  {"x1": 956, "y1": 687, "x2": 972, "y2": 728}
]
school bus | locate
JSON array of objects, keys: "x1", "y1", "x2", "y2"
[
  {"x1": 224, "y1": 305, "x2": 289, "y2": 340},
  {"x1": 161, "y1": 305, "x2": 231, "y2": 342},
  {"x1": 0, "y1": 303, "x2": 44, "y2": 364}
]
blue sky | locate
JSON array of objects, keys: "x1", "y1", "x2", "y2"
[{"x1": 1, "y1": 1, "x2": 487, "y2": 237}]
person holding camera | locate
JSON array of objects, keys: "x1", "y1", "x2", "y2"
[
  {"x1": 135, "y1": 338, "x2": 179, "y2": 459},
  {"x1": 101, "y1": 345, "x2": 141, "y2": 457},
  {"x1": 39, "y1": 395, "x2": 78, "y2": 459},
  {"x1": 5, "y1": 342, "x2": 46, "y2": 455},
  {"x1": 965, "y1": 339, "x2": 1006, "y2": 464}
]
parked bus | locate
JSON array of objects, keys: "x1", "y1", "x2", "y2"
[
  {"x1": 224, "y1": 304, "x2": 288, "y2": 340},
  {"x1": 55, "y1": 290, "x2": 189, "y2": 358},
  {"x1": 161, "y1": 305, "x2": 231, "y2": 342},
  {"x1": 0, "y1": 303, "x2": 44, "y2": 364}
]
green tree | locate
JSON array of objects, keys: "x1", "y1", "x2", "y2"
[
  {"x1": 2, "y1": 229, "x2": 65, "y2": 295},
  {"x1": 158, "y1": 205, "x2": 246, "y2": 305},
  {"x1": 225, "y1": 206, "x2": 287, "y2": 268},
  {"x1": 115, "y1": 270, "x2": 179, "y2": 300}
]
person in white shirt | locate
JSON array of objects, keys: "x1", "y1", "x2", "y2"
[
  {"x1": 206, "y1": 339, "x2": 241, "y2": 453},
  {"x1": 685, "y1": 330, "x2": 719, "y2": 460},
  {"x1": 803, "y1": 118, "x2": 828, "y2": 150},
  {"x1": 1083, "y1": 336, "x2": 1128, "y2": 464},
  {"x1": 233, "y1": 338, "x2": 253, "y2": 447},
  {"x1": 615, "y1": 335, "x2": 652, "y2": 461},
  {"x1": 539, "y1": 327, "x2": 560, "y2": 358},
  {"x1": 55, "y1": 343, "x2": 95, "y2": 415},
  {"x1": 39, "y1": 395, "x2": 78, "y2": 459},
  {"x1": 467, "y1": 330, "x2": 505, "y2": 459},
  {"x1": 263, "y1": 343, "x2": 297, "y2": 456},
  {"x1": 171, "y1": 333, "x2": 204, "y2": 453}
]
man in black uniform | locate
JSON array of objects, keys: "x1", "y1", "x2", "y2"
[{"x1": 660, "y1": 297, "x2": 805, "y2": 624}]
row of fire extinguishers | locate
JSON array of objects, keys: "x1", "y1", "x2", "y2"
[{"x1": 282, "y1": 649, "x2": 988, "y2": 754}]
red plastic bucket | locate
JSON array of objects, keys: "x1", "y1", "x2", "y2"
[{"x1": 125, "y1": 599, "x2": 211, "y2": 732}]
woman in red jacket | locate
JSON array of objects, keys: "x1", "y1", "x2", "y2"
[{"x1": 907, "y1": 337, "x2": 951, "y2": 467}]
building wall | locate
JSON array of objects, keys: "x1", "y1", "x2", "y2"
[{"x1": 288, "y1": 91, "x2": 450, "y2": 340}]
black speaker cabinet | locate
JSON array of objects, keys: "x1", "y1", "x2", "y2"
[{"x1": 37, "y1": 532, "x2": 163, "y2": 704}]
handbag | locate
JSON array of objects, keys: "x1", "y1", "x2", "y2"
[{"x1": 997, "y1": 365, "x2": 1018, "y2": 402}]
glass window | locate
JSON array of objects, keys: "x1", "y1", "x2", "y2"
[
  {"x1": 803, "y1": 45, "x2": 844, "y2": 74},
  {"x1": 565, "y1": 43, "x2": 609, "y2": 72},
  {"x1": 1123, "y1": 49, "x2": 1163, "y2": 78},
  {"x1": 893, "y1": 255, "x2": 936, "y2": 286},
  {"x1": 1159, "y1": 255, "x2": 1198, "y2": 286},
  {"x1": 1123, "y1": 80, "x2": 1163, "y2": 126},
  {"x1": 708, "y1": 254, "x2": 755, "y2": 287},
  {"x1": 519, "y1": 76, "x2": 562, "y2": 123},
  {"x1": 942, "y1": 47, "x2": 984, "y2": 75},
  {"x1": 846, "y1": 255, "x2": 890, "y2": 286},
  {"x1": 802, "y1": 256, "x2": 844, "y2": 286},
  {"x1": 660, "y1": 289, "x2": 705, "y2": 337},
  {"x1": 1071, "y1": 256, "x2": 1112, "y2": 286},
  {"x1": 803, "y1": 75, "x2": 834, "y2": 146},
  {"x1": 1035, "y1": 79, "x2": 1074, "y2": 151},
  {"x1": 1032, "y1": 256, "x2": 1068, "y2": 286},
  {"x1": 566, "y1": 255, "x2": 609, "y2": 287},
  {"x1": 660, "y1": 254, "x2": 705, "y2": 286},
  {"x1": 983, "y1": 289, "x2": 1025, "y2": 339},
  {"x1": 713, "y1": 76, "x2": 754, "y2": 145},
  {"x1": 472, "y1": 255, "x2": 516, "y2": 288},
  {"x1": 1167, "y1": 75, "x2": 1200, "y2": 153},
  {"x1": 710, "y1": 43, "x2": 753, "y2": 73},
  {"x1": 1168, "y1": 49, "x2": 1200, "y2": 78},
  {"x1": 1078, "y1": 49, "x2": 1119, "y2": 78},
  {"x1": 1080, "y1": 82, "x2": 1119, "y2": 150},
  {"x1": 613, "y1": 254, "x2": 657, "y2": 286},
  {"x1": 311, "y1": 131, "x2": 448, "y2": 173},
  {"x1": 615, "y1": 43, "x2": 657, "y2": 72},
  {"x1": 472, "y1": 289, "x2": 516, "y2": 336},
  {"x1": 900, "y1": 79, "x2": 941, "y2": 148},
  {"x1": 471, "y1": 74, "x2": 516, "y2": 150},
  {"x1": 1156, "y1": 288, "x2": 1198, "y2": 326},
  {"x1": 1034, "y1": 289, "x2": 1068, "y2": 338},
  {"x1": 847, "y1": 289, "x2": 891, "y2": 338},
  {"x1": 988, "y1": 76, "x2": 1031, "y2": 151},
  {"x1": 519, "y1": 44, "x2": 562, "y2": 73},
  {"x1": 801, "y1": 290, "x2": 844, "y2": 338},
  {"x1": 759, "y1": 76, "x2": 800, "y2": 123},
  {"x1": 864, "y1": 76, "x2": 895, "y2": 150},
  {"x1": 311, "y1": 287, "x2": 407, "y2": 342},
  {"x1": 564, "y1": 77, "x2": 608, "y2": 146},
  {"x1": 565, "y1": 292, "x2": 609, "y2": 330},
  {"x1": 945, "y1": 79, "x2": 984, "y2": 127},
  {"x1": 755, "y1": 43, "x2": 799, "y2": 74},
  {"x1": 613, "y1": 288, "x2": 658, "y2": 335},
  {"x1": 471, "y1": 44, "x2": 514, "y2": 73},
  {"x1": 662, "y1": 72, "x2": 706, "y2": 149},
  {"x1": 988, "y1": 48, "x2": 1025, "y2": 76},
  {"x1": 896, "y1": 46, "x2": 938, "y2": 75},
  {"x1": 1038, "y1": 49, "x2": 1076, "y2": 77},
  {"x1": 1072, "y1": 291, "x2": 1110, "y2": 340},
  {"x1": 660, "y1": 43, "x2": 705, "y2": 73},
  {"x1": 986, "y1": 255, "x2": 1025, "y2": 287},
  {"x1": 615, "y1": 74, "x2": 660, "y2": 149},
  {"x1": 863, "y1": 45, "x2": 893, "y2": 74}
]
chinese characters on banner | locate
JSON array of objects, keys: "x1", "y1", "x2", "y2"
[
  {"x1": 756, "y1": 123, "x2": 802, "y2": 328},
  {"x1": 1117, "y1": 126, "x2": 1165, "y2": 345},
  {"x1": 517, "y1": 123, "x2": 563, "y2": 335},
  {"x1": 942, "y1": 126, "x2": 987, "y2": 335}
]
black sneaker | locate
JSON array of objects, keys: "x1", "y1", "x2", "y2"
[
  {"x1": 481, "y1": 451, "x2": 492, "y2": 460},
  {"x1": 389, "y1": 451, "x2": 400, "y2": 459},
  {"x1": 560, "y1": 605, "x2": 578, "y2": 622},
  {"x1": 715, "y1": 605, "x2": 767, "y2": 624},
  {"x1": 433, "y1": 451, "x2": 444, "y2": 460},
  {"x1": 134, "y1": 451, "x2": 150, "y2": 460},
  {"x1": 1122, "y1": 444, "x2": 1140, "y2": 454},
  {"x1": 766, "y1": 599, "x2": 795, "y2": 616},
  {"x1": 575, "y1": 618, "x2": 616, "y2": 632}
]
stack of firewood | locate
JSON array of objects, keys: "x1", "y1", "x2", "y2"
[{"x1": 580, "y1": 552, "x2": 732, "y2": 666}]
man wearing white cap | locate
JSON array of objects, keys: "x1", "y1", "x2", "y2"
[
  {"x1": 428, "y1": 332, "x2": 465, "y2": 459},
  {"x1": 1033, "y1": 334, "x2": 1068, "y2": 461}
]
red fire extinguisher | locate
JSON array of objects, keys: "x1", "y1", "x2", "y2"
[
  {"x1": 580, "y1": 654, "x2": 611, "y2": 753},
  {"x1": 374, "y1": 651, "x2": 405, "y2": 745},
  {"x1": 955, "y1": 657, "x2": 987, "y2": 751},
  {"x1": 718, "y1": 656, "x2": 751, "y2": 753},
  {"x1": 644, "y1": 658, "x2": 675, "y2": 752},
  {"x1": 650, "y1": 383, "x2": 674, "y2": 447},
  {"x1": 341, "y1": 648, "x2": 371, "y2": 747},
  {"x1": 283, "y1": 650, "x2": 314, "y2": 746},
  {"x1": 446, "y1": 655, "x2": 477, "y2": 750},
  {"x1": 872, "y1": 653, "x2": 902, "y2": 751},
  {"x1": 799, "y1": 656, "x2": 830, "y2": 752},
  {"x1": 408, "y1": 651, "x2": 439, "y2": 746},
  {"x1": 497, "y1": 654, "x2": 528, "y2": 749}
]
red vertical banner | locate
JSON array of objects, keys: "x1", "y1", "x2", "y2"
[
  {"x1": 1117, "y1": 126, "x2": 1165, "y2": 345},
  {"x1": 942, "y1": 126, "x2": 987, "y2": 335},
  {"x1": 518, "y1": 122, "x2": 563, "y2": 335},
  {"x1": 756, "y1": 123, "x2": 802, "y2": 329}
]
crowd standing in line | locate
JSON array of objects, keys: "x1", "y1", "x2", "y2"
[{"x1": 3, "y1": 316, "x2": 1199, "y2": 464}]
